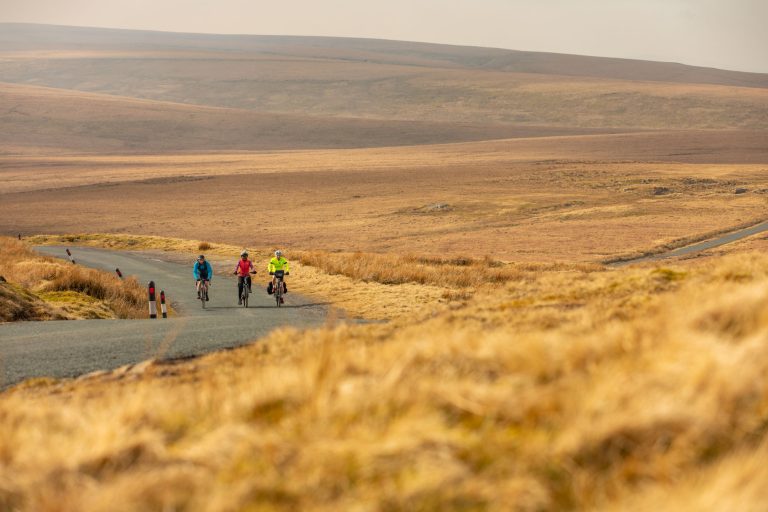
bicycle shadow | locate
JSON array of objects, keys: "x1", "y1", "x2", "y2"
[
  {"x1": 204, "y1": 302, "x2": 332, "y2": 310},
  {"x1": 280, "y1": 302, "x2": 333, "y2": 309}
]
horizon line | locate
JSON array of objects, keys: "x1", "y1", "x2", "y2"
[{"x1": 2, "y1": 21, "x2": 767, "y2": 76}]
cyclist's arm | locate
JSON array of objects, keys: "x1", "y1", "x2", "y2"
[
  {"x1": 207, "y1": 262, "x2": 213, "y2": 280},
  {"x1": 193, "y1": 266, "x2": 199, "y2": 280},
  {"x1": 284, "y1": 260, "x2": 291, "y2": 274}
]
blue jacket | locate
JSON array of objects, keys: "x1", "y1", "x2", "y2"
[{"x1": 193, "y1": 260, "x2": 213, "y2": 281}]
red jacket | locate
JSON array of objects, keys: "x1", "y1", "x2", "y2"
[{"x1": 234, "y1": 259, "x2": 254, "y2": 277}]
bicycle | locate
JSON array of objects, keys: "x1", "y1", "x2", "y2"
[
  {"x1": 273, "y1": 270, "x2": 285, "y2": 307},
  {"x1": 197, "y1": 279, "x2": 210, "y2": 309},
  {"x1": 237, "y1": 271, "x2": 257, "y2": 308}
]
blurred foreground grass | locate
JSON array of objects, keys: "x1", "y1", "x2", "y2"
[{"x1": 3, "y1": 236, "x2": 768, "y2": 510}]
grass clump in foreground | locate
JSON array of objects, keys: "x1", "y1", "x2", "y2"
[
  {"x1": 2, "y1": 251, "x2": 768, "y2": 510},
  {"x1": 0, "y1": 237, "x2": 147, "y2": 320}
]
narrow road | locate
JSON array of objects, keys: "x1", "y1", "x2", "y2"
[
  {"x1": 0, "y1": 247, "x2": 328, "y2": 388},
  {"x1": 610, "y1": 220, "x2": 768, "y2": 267}
]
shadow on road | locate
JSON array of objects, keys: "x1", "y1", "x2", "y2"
[
  {"x1": 283, "y1": 302, "x2": 334, "y2": 309},
  {"x1": 205, "y1": 302, "x2": 332, "y2": 311}
]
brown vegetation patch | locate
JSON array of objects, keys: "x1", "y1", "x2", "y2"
[
  {"x1": 0, "y1": 236, "x2": 148, "y2": 320},
  {"x1": 295, "y1": 251, "x2": 598, "y2": 288},
  {"x1": 0, "y1": 280, "x2": 62, "y2": 322}
]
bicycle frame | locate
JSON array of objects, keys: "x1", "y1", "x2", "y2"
[
  {"x1": 198, "y1": 279, "x2": 209, "y2": 309},
  {"x1": 240, "y1": 275, "x2": 251, "y2": 307},
  {"x1": 273, "y1": 270, "x2": 284, "y2": 307}
]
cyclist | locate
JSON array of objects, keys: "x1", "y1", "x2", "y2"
[
  {"x1": 233, "y1": 250, "x2": 255, "y2": 305},
  {"x1": 193, "y1": 254, "x2": 213, "y2": 301},
  {"x1": 267, "y1": 250, "x2": 290, "y2": 303}
]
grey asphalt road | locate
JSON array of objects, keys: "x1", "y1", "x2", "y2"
[
  {"x1": 0, "y1": 247, "x2": 329, "y2": 388},
  {"x1": 610, "y1": 220, "x2": 768, "y2": 267}
]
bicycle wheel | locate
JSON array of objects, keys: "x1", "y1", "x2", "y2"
[
  {"x1": 243, "y1": 286, "x2": 249, "y2": 308},
  {"x1": 201, "y1": 284, "x2": 207, "y2": 309}
]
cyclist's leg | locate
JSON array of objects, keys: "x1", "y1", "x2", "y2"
[
  {"x1": 237, "y1": 276, "x2": 244, "y2": 302},
  {"x1": 246, "y1": 275, "x2": 252, "y2": 292}
]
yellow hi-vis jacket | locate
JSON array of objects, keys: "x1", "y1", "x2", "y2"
[{"x1": 268, "y1": 256, "x2": 290, "y2": 274}]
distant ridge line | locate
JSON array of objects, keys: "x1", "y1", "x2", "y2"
[{"x1": 1, "y1": 22, "x2": 767, "y2": 87}]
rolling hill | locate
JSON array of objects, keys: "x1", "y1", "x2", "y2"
[
  {"x1": 1, "y1": 23, "x2": 767, "y2": 139},
  {"x1": 3, "y1": 23, "x2": 768, "y2": 88},
  {"x1": 2, "y1": 82, "x2": 609, "y2": 153}
]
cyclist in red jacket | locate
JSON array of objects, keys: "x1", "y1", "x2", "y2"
[{"x1": 233, "y1": 250, "x2": 255, "y2": 305}]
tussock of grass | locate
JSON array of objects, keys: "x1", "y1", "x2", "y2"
[
  {"x1": 0, "y1": 237, "x2": 147, "y2": 320},
  {"x1": 40, "y1": 266, "x2": 146, "y2": 319},
  {"x1": 0, "y1": 281, "x2": 62, "y2": 322},
  {"x1": 2, "y1": 252, "x2": 768, "y2": 510}
]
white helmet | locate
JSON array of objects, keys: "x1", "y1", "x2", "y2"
[
  {"x1": 275, "y1": 250, "x2": 282, "y2": 258},
  {"x1": 240, "y1": 250, "x2": 248, "y2": 257}
]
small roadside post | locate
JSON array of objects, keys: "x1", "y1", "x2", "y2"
[
  {"x1": 65, "y1": 248, "x2": 76, "y2": 265},
  {"x1": 160, "y1": 291, "x2": 168, "y2": 319},
  {"x1": 148, "y1": 281, "x2": 157, "y2": 319},
  {"x1": 116, "y1": 268, "x2": 123, "y2": 279}
]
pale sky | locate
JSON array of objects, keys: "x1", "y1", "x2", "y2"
[{"x1": 1, "y1": 0, "x2": 766, "y2": 73}]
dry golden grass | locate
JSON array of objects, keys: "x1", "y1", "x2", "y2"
[
  {"x1": 2, "y1": 251, "x2": 768, "y2": 510},
  {"x1": 0, "y1": 236, "x2": 148, "y2": 320},
  {"x1": 296, "y1": 250, "x2": 598, "y2": 288},
  {"x1": 0, "y1": 280, "x2": 61, "y2": 322}
]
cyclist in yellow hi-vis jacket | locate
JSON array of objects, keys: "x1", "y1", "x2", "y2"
[{"x1": 267, "y1": 250, "x2": 290, "y2": 300}]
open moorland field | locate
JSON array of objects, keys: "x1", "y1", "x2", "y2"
[
  {"x1": 1, "y1": 25, "x2": 766, "y2": 263},
  {"x1": 2, "y1": 24, "x2": 767, "y2": 266},
  {"x1": 2, "y1": 82, "x2": 601, "y2": 153},
  {"x1": 2, "y1": 130, "x2": 767, "y2": 263},
  {"x1": 3, "y1": 23, "x2": 768, "y2": 511}
]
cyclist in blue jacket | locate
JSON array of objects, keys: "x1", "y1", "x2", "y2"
[{"x1": 193, "y1": 254, "x2": 213, "y2": 301}]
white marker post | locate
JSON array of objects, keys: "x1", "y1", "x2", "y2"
[
  {"x1": 116, "y1": 268, "x2": 123, "y2": 279},
  {"x1": 148, "y1": 281, "x2": 157, "y2": 319},
  {"x1": 160, "y1": 290, "x2": 168, "y2": 319},
  {"x1": 65, "y1": 248, "x2": 76, "y2": 265}
]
